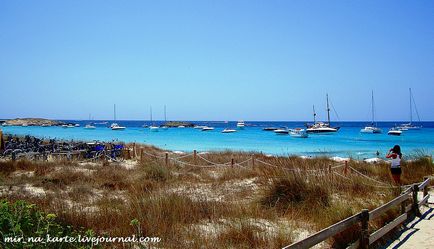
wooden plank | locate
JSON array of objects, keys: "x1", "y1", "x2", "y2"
[
  {"x1": 282, "y1": 213, "x2": 362, "y2": 249},
  {"x1": 418, "y1": 179, "x2": 430, "y2": 190},
  {"x1": 369, "y1": 194, "x2": 409, "y2": 220},
  {"x1": 369, "y1": 213, "x2": 407, "y2": 245},
  {"x1": 402, "y1": 187, "x2": 413, "y2": 195},
  {"x1": 405, "y1": 203, "x2": 412, "y2": 213},
  {"x1": 418, "y1": 194, "x2": 430, "y2": 206}
]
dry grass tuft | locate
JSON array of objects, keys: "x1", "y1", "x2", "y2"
[{"x1": 261, "y1": 175, "x2": 330, "y2": 212}]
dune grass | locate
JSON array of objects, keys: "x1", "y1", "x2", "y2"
[{"x1": 0, "y1": 147, "x2": 432, "y2": 248}]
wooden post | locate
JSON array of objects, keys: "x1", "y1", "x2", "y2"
[
  {"x1": 165, "y1": 152, "x2": 169, "y2": 167},
  {"x1": 423, "y1": 177, "x2": 429, "y2": 198},
  {"x1": 133, "y1": 143, "x2": 136, "y2": 158},
  {"x1": 193, "y1": 150, "x2": 197, "y2": 164},
  {"x1": 401, "y1": 200, "x2": 406, "y2": 214},
  {"x1": 252, "y1": 155, "x2": 255, "y2": 167},
  {"x1": 0, "y1": 129, "x2": 3, "y2": 151},
  {"x1": 344, "y1": 160, "x2": 348, "y2": 175},
  {"x1": 412, "y1": 184, "x2": 420, "y2": 217},
  {"x1": 140, "y1": 148, "x2": 144, "y2": 162},
  {"x1": 102, "y1": 150, "x2": 108, "y2": 166},
  {"x1": 360, "y1": 209, "x2": 369, "y2": 249},
  {"x1": 328, "y1": 164, "x2": 332, "y2": 174},
  {"x1": 231, "y1": 158, "x2": 234, "y2": 167}
]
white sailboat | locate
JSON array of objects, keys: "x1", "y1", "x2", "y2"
[
  {"x1": 396, "y1": 88, "x2": 422, "y2": 130},
  {"x1": 149, "y1": 106, "x2": 159, "y2": 132},
  {"x1": 84, "y1": 114, "x2": 96, "y2": 129},
  {"x1": 236, "y1": 120, "x2": 245, "y2": 129},
  {"x1": 111, "y1": 104, "x2": 126, "y2": 130},
  {"x1": 161, "y1": 105, "x2": 168, "y2": 130},
  {"x1": 306, "y1": 95, "x2": 340, "y2": 133},
  {"x1": 360, "y1": 91, "x2": 382, "y2": 134}
]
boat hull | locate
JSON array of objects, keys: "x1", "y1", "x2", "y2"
[
  {"x1": 150, "y1": 126, "x2": 159, "y2": 132},
  {"x1": 388, "y1": 130, "x2": 402, "y2": 136},
  {"x1": 360, "y1": 127, "x2": 382, "y2": 134},
  {"x1": 306, "y1": 127, "x2": 340, "y2": 133}
]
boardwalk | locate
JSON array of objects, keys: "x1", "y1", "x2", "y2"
[{"x1": 384, "y1": 190, "x2": 434, "y2": 249}]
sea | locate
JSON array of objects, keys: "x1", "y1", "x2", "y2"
[{"x1": 2, "y1": 121, "x2": 434, "y2": 159}]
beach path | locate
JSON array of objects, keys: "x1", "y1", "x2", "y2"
[{"x1": 384, "y1": 189, "x2": 434, "y2": 249}]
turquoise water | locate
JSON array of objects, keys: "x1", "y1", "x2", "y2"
[{"x1": 2, "y1": 121, "x2": 433, "y2": 159}]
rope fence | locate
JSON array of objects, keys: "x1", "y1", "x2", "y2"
[{"x1": 135, "y1": 148, "x2": 411, "y2": 189}]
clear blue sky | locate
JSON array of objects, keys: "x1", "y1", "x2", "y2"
[{"x1": 1, "y1": 0, "x2": 433, "y2": 121}]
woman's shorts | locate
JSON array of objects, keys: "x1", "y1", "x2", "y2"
[{"x1": 391, "y1": 167, "x2": 402, "y2": 175}]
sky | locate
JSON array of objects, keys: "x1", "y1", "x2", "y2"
[{"x1": 0, "y1": 0, "x2": 433, "y2": 121}]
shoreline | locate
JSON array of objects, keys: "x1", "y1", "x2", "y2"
[
  {"x1": 0, "y1": 131, "x2": 410, "y2": 165},
  {"x1": 2, "y1": 123, "x2": 433, "y2": 160}
]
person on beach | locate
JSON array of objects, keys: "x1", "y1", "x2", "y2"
[{"x1": 386, "y1": 145, "x2": 402, "y2": 185}]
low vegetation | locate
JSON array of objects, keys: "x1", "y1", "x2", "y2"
[
  {"x1": 0, "y1": 147, "x2": 432, "y2": 248},
  {"x1": 0, "y1": 199, "x2": 94, "y2": 249}
]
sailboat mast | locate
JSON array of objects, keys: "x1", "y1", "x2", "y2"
[
  {"x1": 114, "y1": 104, "x2": 116, "y2": 121},
  {"x1": 409, "y1": 88, "x2": 412, "y2": 124},
  {"x1": 313, "y1": 105, "x2": 316, "y2": 123},
  {"x1": 326, "y1": 94, "x2": 331, "y2": 125},
  {"x1": 371, "y1": 90, "x2": 375, "y2": 125}
]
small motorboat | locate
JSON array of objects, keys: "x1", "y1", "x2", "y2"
[
  {"x1": 194, "y1": 125, "x2": 206, "y2": 129},
  {"x1": 360, "y1": 126, "x2": 382, "y2": 134},
  {"x1": 21, "y1": 123, "x2": 28, "y2": 127},
  {"x1": 62, "y1": 124, "x2": 68, "y2": 128},
  {"x1": 111, "y1": 123, "x2": 126, "y2": 130},
  {"x1": 388, "y1": 128, "x2": 402, "y2": 136},
  {"x1": 41, "y1": 124, "x2": 50, "y2": 127},
  {"x1": 160, "y1": 126, "x2": 168, "y2": 130},
  {"x1": 274, "y1": 127, "x2": 289, "y2": 135},
  {"x1": 150, "y1": 126, "x2": 159, "y2": 132},
  {"x1": 178, "y1": 125, "x2": 186, "y2": 128},
  {"x1": 263, "y1": 127, "x2": 278, "y2": 131},
  {"x1": 236, "y1": 120, "x2": 245, "y2": 129},
  {"x1": 222, "y1": 128, "x2": 237, "y2": 133},
  {"x1": 396, "y1": 123, "x2": 420, "y2": 130},
  {"x1": 290, "y1": 128, "x2": 308, "y2": 138},
  {"x1": 75, "y1": 124, "x2": 80, "y2": 127},
  {"x1": 84, "y1": 124, "x2": 96, "y2": 129},
  {"x1": 202, "y1": 126, "x2": 215, "y2": 131},
  {"x1": 66, "y1": 124, "x2": 75, "y2": 128}
]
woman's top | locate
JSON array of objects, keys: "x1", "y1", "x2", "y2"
[{"x1": 386, "y1": 153, "x2": 401, "y2": 168}]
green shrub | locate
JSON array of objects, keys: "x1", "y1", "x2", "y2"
[{"x1": 0, "y1": 199, "x2": 94, "y2": 249}]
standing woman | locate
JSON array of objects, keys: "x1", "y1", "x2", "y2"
[{"x1": 386, "y1": 145, "x2": 402, "y2": 185}]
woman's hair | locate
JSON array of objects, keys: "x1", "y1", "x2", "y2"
[{"x1": 392, "y1": 145, "x2": 402, "y2": 157}]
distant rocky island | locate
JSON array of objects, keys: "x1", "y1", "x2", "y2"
[
  {"x1": 162, "y1": 121, "x2": 195, "y2": 127},
  {"x1": 3, "y1": 118, "x2": 64, "y2": 126}
]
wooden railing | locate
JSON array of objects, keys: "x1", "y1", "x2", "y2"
[{"x1": 283, "y1": 177, "x2": 431, "y2": 249}]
